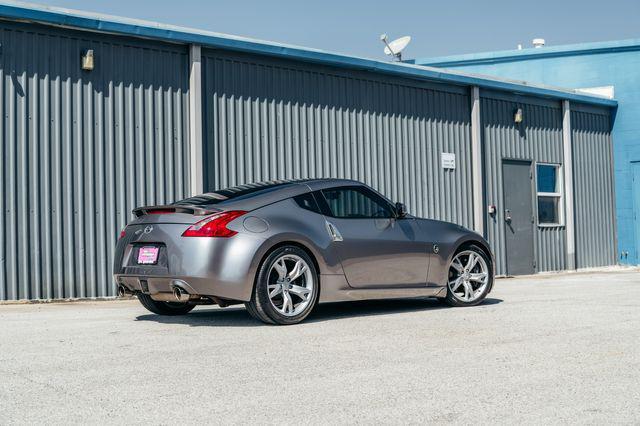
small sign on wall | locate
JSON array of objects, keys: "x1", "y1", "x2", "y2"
[{"x1": 441, "y1": 152, "x2": 456, "y2": 170}]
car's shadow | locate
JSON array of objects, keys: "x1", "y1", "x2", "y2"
[{"x1": 135, "y1": 297, "x2": 503, "y2": 327}]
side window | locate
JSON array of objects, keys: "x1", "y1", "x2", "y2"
[
  {"x1": 321, "y1": 187, "x2": 395, "y2": 219},
  {"x1": 293, "y1": 193, "x2": 322, "y2": 214}
]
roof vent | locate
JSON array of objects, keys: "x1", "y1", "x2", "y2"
[{"x1": 532, "y1": 38, "x2": 545, "y2": 48}]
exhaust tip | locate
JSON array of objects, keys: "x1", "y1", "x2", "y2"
[
  {"x1": 117, "y1": 285, "x2": 128, "y2": 298},
  {"x1": 171, "y1": 285, "x2": 190, "y2": 302},
  {"x1": 172, "y1": 286, "x2": 182, "y2": 300}
]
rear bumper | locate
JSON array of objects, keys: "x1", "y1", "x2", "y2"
[
  {"x1": 114, "y1": 274, "x2": 242, "y2": 302},
  {"x1": 113, "y1": 226, "x2": 270, "y2": 302}
]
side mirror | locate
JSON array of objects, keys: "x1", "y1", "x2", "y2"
[{"x1": 395, "y1": 202, "x2": 407, "y2": 218}]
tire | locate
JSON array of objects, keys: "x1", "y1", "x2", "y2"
[
  {"x1": 137, "y1": 293, "x2": 196, "y2": 316},
  {"x1": 245, "y1": 245, "x2": 319, "y2": 325},
  {"x1": 444, "y1": 244, "x2": 493, "y2": 307}
]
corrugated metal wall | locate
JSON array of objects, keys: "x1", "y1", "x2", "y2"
[
  {"x1": 572, "y1": 105, "x2": 616, "y2": 268},
  {"x1": 481, "y1": 91, "x2": 566, "y2": 275},
  {"x1": 202, "y1": 50, "x2": 474, "y2": 228},
  {"x1": 0, "y1": 20, "x2": 617, "y2": 301},
  {"x1": 0, "y1": 22, "x2": 190, "y2": 300}
]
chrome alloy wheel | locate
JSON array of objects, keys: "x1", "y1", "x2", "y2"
[
  {"x1": 267, "y1": 254, "x2": 315, "y2": 317},
  {"x1": 448, "y1": 250, "x2": 489, "y2": 302}
]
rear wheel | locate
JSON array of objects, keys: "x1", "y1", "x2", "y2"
[
  {"x1": 444, "y1": 245, "x2": 492, "y2": 307},
  {"x1": 246, "y1": 246, "x2": 319, "y2": 325},
  {"x1": 137, "y1": 293, "x2": 195, "y2": 315}
]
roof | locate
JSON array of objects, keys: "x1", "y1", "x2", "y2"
[
  {"x1": 172, "y1": 178, "x2": 357, "y2": 206},
  {"x1": 174, "y1": 180, "x2": 311, "y2": 207},
  {"x1": 0, "y1": 1, "x2": 616, "y2": 108},
  {"x1": 411, "y1": 38, "x2": 640, "y2": 68}
]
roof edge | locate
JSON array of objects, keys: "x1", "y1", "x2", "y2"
[
  {"x1": 0, "y1": 1, "x2": 617, "y2": 108},
  {"x1": 410, "y1": 38, "x2": 640, "y2": 68}
]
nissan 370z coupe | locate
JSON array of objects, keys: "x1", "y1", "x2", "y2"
[{"x1": 114, "y1": 179, "x2": 495, "y2": 325}]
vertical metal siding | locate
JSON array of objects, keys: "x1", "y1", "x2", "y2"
[
  {"x1": 0, "y1": 22, "x2": 190, "y2": 300},
  {"x1": 0, "y1": 23, "x2": 617, "y2": 302},
  {"x1": 481, "y1": 92, "x2": 566, "y2": 275},
  {"x1": 202, "y1": 50, "x2": 474, "y2": 228},
  {"x1": 572, "y1": 106, "x2": 616, "y2": 268}
]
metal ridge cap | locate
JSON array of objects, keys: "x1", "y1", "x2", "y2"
[{"x1": 411, "y1": 38, "x2": 640, "y2": 67}]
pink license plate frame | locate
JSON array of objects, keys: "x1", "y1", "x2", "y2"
[{"x1": 137, "y1": 246, "x2": 159, "y2": 265}]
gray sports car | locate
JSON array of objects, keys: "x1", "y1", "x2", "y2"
[{"x1": 114, "y1": 179, "x2": 494, "y2": 325}]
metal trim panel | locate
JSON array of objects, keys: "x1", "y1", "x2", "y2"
[
  {"x1": 571, "y1": 107, "x2": 617, "y2": 268},
  {"x1": 562, "y1": 101, "x2": 576, "y2": 269},
  {"x1": 479, "y1": 88, "x2": 563, "y2": 109}
]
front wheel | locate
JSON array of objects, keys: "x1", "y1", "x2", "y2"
[
  {"x1": 137, "y1": 293, "x2": 195, "y2": 315},
  {"x1": 246, "y1": 246, "x2": 319, "y2": 325},
  {"x1": 444, "y1": 245, "x2": 493, "y2": 307}
]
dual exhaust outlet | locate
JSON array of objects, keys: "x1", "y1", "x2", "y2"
[{"x1": 117, "y1": 282, "x2": 190, "y2": 302}]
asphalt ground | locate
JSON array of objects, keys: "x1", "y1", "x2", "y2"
[{"x1": 1, "y1": 269, "x2": 639, "y2": 424}]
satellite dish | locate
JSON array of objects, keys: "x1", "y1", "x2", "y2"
[{"x1": 380, "y1": 34, "x2": 411, "y2": 61}]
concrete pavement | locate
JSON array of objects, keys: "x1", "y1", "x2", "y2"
[{"x1": 1, "y1": 269, "x2": 639, "y2": 424}]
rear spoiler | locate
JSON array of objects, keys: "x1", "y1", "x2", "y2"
[{"x1": 132, "y1": 204, "x2": 217, "y2": 218}]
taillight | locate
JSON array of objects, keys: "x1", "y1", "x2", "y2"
[
  {"x1": 119, "y1": 226, "x2": 127, "y2": 240},
  {"x1": 181, "y1": 210, "x2": 247, "y2": 238}
]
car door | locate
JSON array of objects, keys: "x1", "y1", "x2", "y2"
[{"x1": 319, "y1": 186, "x2": 429, "y2": 288}]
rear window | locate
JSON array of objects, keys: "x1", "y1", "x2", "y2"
[
  {"x1": 173, "y1": 180, "x2": 301, "y2": 207},
  {"x1": 293, "y1": 193, "x2": 322, "y2": 214}
]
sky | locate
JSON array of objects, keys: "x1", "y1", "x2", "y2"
[{"x1": 34, "y1": 0, "x2": 640, "y2": 60}]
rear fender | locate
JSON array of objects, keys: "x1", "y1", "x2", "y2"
[
  {"x1": 239, "y1": 199, "x2": 345, "y2": 298},
  {"x1": 253, "y1": 231, "x2": 343, "y2": 273}
]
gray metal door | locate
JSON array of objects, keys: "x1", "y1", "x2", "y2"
[{"x1": 502, "y1": 161, "x2": 535, "y2": 275}]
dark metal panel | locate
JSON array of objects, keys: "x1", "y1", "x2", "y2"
[
  {"x1": 0, "y1": 22, "x2": 190, "y2": 300},
  {"x1": 572, "y1": 108, "x2": 616, "y2": 268},
  {"x1": 481, "y1": 94, "x2": 566, "y2": 275},
  {"x1": 202, "y1": 49, "x2": 475, "y2": 229}
]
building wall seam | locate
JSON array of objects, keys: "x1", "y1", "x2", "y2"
[{"x1": 189, "y1": 44, "x2": 204, "y2": 195}]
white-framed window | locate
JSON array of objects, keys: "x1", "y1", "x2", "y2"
[{"x1": 536, "y1": 163, "x2": 563, "y2": 226}]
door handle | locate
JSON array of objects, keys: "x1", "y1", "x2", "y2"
[
  {"x1": 505, "y1": 209, "x2": 512, "y2": 222},
  {"x1": 325, "y1": 221, "x2": 343, "y2": 242}
]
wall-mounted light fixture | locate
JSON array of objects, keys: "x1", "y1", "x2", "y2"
[
  {"x1": 81, "y1": 49, "x2": 94, "y2": 71},
  {"x1": 514, "y1": 107, "x2": 523, "y2": 123}
]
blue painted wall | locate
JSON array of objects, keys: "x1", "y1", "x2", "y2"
[
  {"x1": 418, "y1": 46, "x2": 640, "y2": 265},
  {"x1": 634, "y1": 163, "x2": 640, "y2": 263}
]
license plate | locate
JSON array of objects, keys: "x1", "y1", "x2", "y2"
[{"x1": 137, "y1": 246, "x2": 159, "y2": 265}]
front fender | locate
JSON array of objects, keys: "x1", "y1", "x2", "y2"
[{"x1": 428, "y1": 223, "x2": 494, "y2": 288}]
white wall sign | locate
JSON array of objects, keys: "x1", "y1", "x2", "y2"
[{"x1": 441, "y1": 152, "x2": 456, "y2": 170}]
